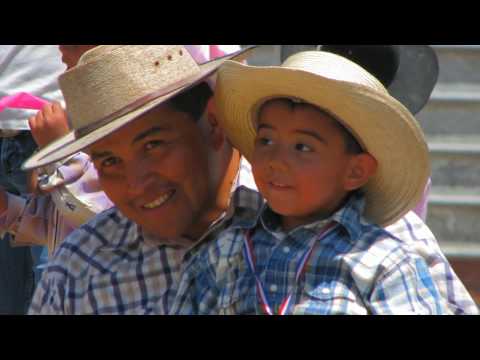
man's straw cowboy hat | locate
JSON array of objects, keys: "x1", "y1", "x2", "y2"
[{"x1": 22, "y1": 45, "x2": 255, "y2": 170}]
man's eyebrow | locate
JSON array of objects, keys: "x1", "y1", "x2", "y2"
[
  {"x1": 132, "y1": 126, "x2": 172, "y2": 144},
  {"x1": 90, "y1": 151, "x2": 113, "y2": 161},
  {"x1": 294, "y1": 129, "x2": 328, "y2": 144},
  {"x1": 257, "y1": 123, "x2": 275, "y2": 131}
]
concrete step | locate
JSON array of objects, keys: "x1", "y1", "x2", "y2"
[
  {"x1": 426, "y1": 186, "x2": 480, "y2": 248},
  {"x1": 428, "y1": 137, "x2": 480, "y2": 188},
  {"x1": 417, "y1": 84, "x2": 480, "y2": 137},
  {"x1": 431, "y1": 45, "x2": 480, "y2": 85}
]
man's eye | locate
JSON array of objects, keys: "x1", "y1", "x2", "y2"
[
  {"x1": 257, "y1": 137, "x2": 273, "y2": 146},
  {"x1": 145, "y1": 140, "x2": 165, "y2": 151},
  {"x1": 101, "y1": 157, "x2": 120, "y2": 168},
  {"x1": 295, "y1": 143, "x2": 312, "y2": 152}
]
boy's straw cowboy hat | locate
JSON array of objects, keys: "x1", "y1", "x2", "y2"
[
  {"x1": 214, "y1": 51, "x2": 430, "y2": 226},
  {"x1": 22, "y1": 45, "x2": 255, "y2": 170}
]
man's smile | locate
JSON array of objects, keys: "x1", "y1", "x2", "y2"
[{"x1": 141, "y1": 189, "x2": 176, "y2": 210}]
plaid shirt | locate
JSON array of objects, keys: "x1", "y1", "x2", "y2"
[
  {"x1": 171, "y1": 187, "x2": 478, "y2": 315},
  {"x1": 28, "y1": 159, "x2": 256, "y2": 315}
]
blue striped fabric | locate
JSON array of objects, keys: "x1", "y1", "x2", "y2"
[
  {"x1": 28, "y1": 207, "x2": 187, "y2": 314},
  {"x1": 170, "y1": 186, "x2": 478, "y2": 315},
  {"x1": 28, "y1": 158, "x2": 257, "y2": 315}
]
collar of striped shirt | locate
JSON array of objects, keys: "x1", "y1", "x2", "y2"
[{"x1": 225, "y1": 187, "x2": 368, "y2": 244}]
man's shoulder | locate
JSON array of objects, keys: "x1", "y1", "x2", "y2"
[
  {"x1": 385, "y1": 210, "x2": 435, "y2": 242},
  {"x1": 48, "y1": 207, "x2": 139, "y2": 278},
  {"x1": 186, "y1": 221, "x2": 248, "y2": 279}
]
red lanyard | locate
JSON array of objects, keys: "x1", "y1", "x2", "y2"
[{"x1": 243, "y1": 222, "x2": 337, "y2": 315}]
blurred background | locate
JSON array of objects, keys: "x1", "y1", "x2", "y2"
[{"x1": 241, "y1": 45, "x2": 480, "y2": 304}]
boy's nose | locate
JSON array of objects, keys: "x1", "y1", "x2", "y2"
[{"x1": 267, "y1": 148, "x2": 289, "y2": 172}]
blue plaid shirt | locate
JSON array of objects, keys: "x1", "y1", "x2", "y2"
[
  {"x1": 170, "y1": 187, "x2": 478, "y2": 315},
  {"x1": 28, "y1": 159, "x2": 257, "y2": 315}
]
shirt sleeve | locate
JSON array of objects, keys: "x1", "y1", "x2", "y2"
[
  {"x1": 0, "y1": 192, "x2": 50, "y2": 247},
  {"x1": 0, "y1": 153, "x2": 113, "y2": 254},
  {"x1": 37, "y1": 152, "x2": 114, "y2": 228},
  {"x1": 368, "y1": 254, "x2": 451, "y2": 315},
  {"x1": 412, "y1": 178, "x2": 431, "y2": 222},
  {"x1": 388, "y1": 211, "x2": 479, "y2": 315},
  {"x1": 28, "y1": 270, "x2": 69, "y2": 315}
]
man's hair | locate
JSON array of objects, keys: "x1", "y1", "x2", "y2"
[
  {"x1": 260, "y1": 98, "x2": 364, "y2": 155},
  {"x1": 166, "y1": 82, "x2": 213, "y2": 122}
]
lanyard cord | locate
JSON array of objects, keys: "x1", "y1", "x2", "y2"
[{"x1": 243, "y1": 221, "x2": 337, "y2": 315}]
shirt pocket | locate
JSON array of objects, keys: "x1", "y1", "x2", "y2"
[{"x1": 292, "y1": 281, "x2": 368, "y2": 315}]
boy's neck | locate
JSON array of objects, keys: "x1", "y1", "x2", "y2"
[{"x1": 280, "y1": 193, "x2": 351, "y2": 232}]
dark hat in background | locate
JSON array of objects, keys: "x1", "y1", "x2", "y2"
[{"x1": 319, "y1": 45, "x2": 439, "y2": 115}]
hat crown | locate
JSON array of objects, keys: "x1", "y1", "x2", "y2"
[
  {"x1": 59, "y1": 45, "x2": 200, "y2": 130},
  {"x1": 282, "y1": 51, "x2": 389, "y2": 96}
]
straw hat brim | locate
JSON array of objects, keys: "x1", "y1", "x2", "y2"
[
  {"x1": 214, "y1": 60, "x2": 430, "y2": 226},
  {"x1": 22, "y1": 47, "x2": 255, "y2": 171}
]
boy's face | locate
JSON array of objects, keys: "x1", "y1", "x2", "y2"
[
  {"x1": 88, "y1": 104, "x2": 215, "y2": 240},
  {"x1": 251, "y1": 99, "x2": 362, "y2": 229}
]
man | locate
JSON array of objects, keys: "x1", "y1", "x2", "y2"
[
  {"x1": 27, "y1": 46, "x2": 252, "y2": 314},
  {"x1": 26, "y1": 45, "x2": 477, "y2": 314}
]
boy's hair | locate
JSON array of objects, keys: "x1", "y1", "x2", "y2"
[
  {"x1": 166, "y1": 82, "x2": 213, "y2": 122},
  {"x1": 260, "y1": 98, "x2": 364, "y2": 155}
]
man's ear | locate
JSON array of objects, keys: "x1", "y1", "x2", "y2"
[
  {"x1": 205, "y1": 97, "x2": 225, "y2": 151},
  {"x1": 344, "y1": 153, "x2": 378, "y2": 191}
]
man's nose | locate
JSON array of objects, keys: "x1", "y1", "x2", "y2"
[{"x1": 125, "y1": 162, "x2": 153, "y2": 196}]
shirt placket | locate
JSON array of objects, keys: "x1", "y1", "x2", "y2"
[{"x1": 255, "y1": 230, "x2": 309, "y2": 314}]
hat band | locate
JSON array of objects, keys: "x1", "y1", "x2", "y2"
[{"x1": 75, "y1": 71, "x2": 204, "y2": 138}]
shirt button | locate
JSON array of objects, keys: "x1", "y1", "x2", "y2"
[
  {"x1": 283, "y1": 246, "x2": 290, "y2": 253},
  {"x1": 270, "y1": 284, "x2": 278, "y2": 292}
]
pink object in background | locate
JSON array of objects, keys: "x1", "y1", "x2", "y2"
[
  {"x1": 184, "y1": 45, "x2": 243, "y2": 89},
  {"x1": 0, "y1": 92, "x2": 49, "y2": 113}
]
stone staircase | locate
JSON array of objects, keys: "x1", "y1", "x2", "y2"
[{"x1": 418, "y1": 45, "x2": 480, "y2": 258}]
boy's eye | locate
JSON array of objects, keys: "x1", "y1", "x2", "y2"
[
  {"x1": 145, "y1": 140, "x2": 165, "y2": 151},
  {"x1": 101, "y1": 157, "x2": 121, "y2": 168},
  {"x1": 295, "y1": 143, "x2": 313, "y2": 152}
]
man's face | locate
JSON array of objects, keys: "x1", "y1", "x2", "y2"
[{"x1": 89, "y1": 104, "x2": 213, "y2": 240}]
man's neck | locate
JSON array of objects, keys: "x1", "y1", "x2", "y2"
[{"x1": 184, "y1": 149, "x2": 241, "y2": 240}]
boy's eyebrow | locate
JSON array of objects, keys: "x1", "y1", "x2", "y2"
[
  {"x1": 294, "y1": 129, "x2": 328, "y2": 144},
  {"x1": 132, "y1": 126, "x2": 172, "y2": 144}
]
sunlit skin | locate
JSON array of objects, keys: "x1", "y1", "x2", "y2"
[
  {"x1": 58, "y1": 45, "x2": 97, "y2": 70},
  {"x1": 251, "y1": 99, "x2": 377, "y2": 232},
  {"x1": 88, "y1": 103, "x2": 237, "y2": 241}
]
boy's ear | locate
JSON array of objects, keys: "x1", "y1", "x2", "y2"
[
  {"x1": 344, "y1": 153, "x2": 378, "y2": 191},
  {"x1": 205, "y1": 97, "x2": 225, "y2": 151}
]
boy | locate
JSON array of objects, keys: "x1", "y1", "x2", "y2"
[{"x1": 170, "y1": 51, "x2": 451, "y2": 315}]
